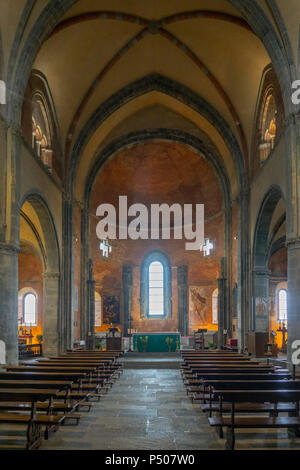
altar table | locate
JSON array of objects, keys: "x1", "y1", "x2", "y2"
[{"x1": 133, "y1": 332, "x2": 180, "y2": 352}]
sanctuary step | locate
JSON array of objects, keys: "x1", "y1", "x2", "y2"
[{"x1": 122, "y1": 352, "x2": 181, "y2": 369}]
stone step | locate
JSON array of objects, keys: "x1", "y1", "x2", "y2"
[
  {"x1": 123, "y1": 361, "x2": 180, "y2": 370},
  {"x1": 122, "y1": 352, "x2": 181, "y2": 369}
]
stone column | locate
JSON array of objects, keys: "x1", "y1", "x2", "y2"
[
  {"x1": 61, "y1": 194, "x2": 74, "y2": 352},
  {"x1": 122, "y1": 265, "x2": 133, "y2": 336},
  {"x1": 217, "y1": 272, "x2": 227, "y2": 348},
  {"x1": 43, "y1": 272, "x2": 60, "y2": 357},
  {"x1": 237, "y1": 189, "x2": 250, "y2": 351},
  {"x1": 177, "y1": 266, "x2": 188, "y2": 335},
  {"x1": 253, "y1": 269, "x2": 270, "y2": 332},
  {"x1": 287, "y1": 239, "x2": 300, "y2": 364},
  {"x1": 86, "y1": 259, "x2": 95, "y2": 350},
  {"x1": 0, "y1": 243, "x2": 19, "y2": 365}
]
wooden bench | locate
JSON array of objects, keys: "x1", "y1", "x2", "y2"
[
  {"x1": 198, "y1": 379, "x2": 300, "y2": 407},
  {"x1": 208, "y1": 389, "x2": 300, "y2": 449},
  {"x1": 0, "y1": 388, "x2": 63, "y2": 449},
  {"x1": 184, "y1": 372, "x2": 291, "y2": 396}
]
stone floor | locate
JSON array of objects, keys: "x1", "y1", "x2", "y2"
[
  {"x1": 41, "y1": 369, "x2": 222, "y2": 450},
  {"x1": 41, "y1": 368, "x2": 300, "y2": 451},
  {"x1": 1, "y1": 365, "x2": 300, "y2": 450}
]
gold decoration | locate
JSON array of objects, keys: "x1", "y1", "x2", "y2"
[
  {"x1": 165, "y1": 336, "x2": 174, "y2": 352},
  {"x1": 139, "y1": 336, "x2": 148, "y2": 352}
]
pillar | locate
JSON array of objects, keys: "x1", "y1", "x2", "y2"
[
  {"x1": 123, "y1": 265, "x2": 133, "y2": 336},
  {"x1": 237, "y1": 189, "x2": 250, "y2": 351},
  {"x1": 217, "y1": 259, "x2": 227, "y2": 348},
  {"x1": 86, "y1": 259, "x2": 95, "y2": 350},
  {"x1": 61, "y1": 194, "x2": 74, "y2": 352},
  {"x1": 253, "y1": 269, "x2": 270, "y2": 332},
  {"x1": 0, "y1": 243, "x2": 19, "y2": 365},
  {"x1": 43, "y1": 272, "x2": 60, "y2": 357},
  {"x1": 177, "y1": 266, "x2": 188, "y2": 335}
]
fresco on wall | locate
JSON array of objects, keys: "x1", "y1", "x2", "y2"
[
  {"x1": 102, "y1": 293, "x2": 120, "y2": 325},
  {"x1": 255, "y1": 297, "x2": 268, "y2": 317},
  {"x1": 189, "y1": 286, "x2": 207, "y2": 327}
]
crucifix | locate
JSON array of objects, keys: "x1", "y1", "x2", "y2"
[
  {"x1": 100, "y1": 239, "x2": 112, "y2": 258},
  {"x1": 202, "y1": 238, "x2": 214, "y2": 256}
]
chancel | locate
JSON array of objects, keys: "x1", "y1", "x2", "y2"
[{"x1": 0, "y1": 0, "x2": 299, "y2": 452}]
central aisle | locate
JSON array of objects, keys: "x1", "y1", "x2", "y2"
[{"x1": 42, "y1": 368, "x2": 221, "y2": 450}]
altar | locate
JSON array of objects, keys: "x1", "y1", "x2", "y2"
[{"x1": 133, "y1": 332, "x2": 180, "y2": 352}]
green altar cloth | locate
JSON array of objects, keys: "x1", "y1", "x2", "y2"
[{"x1": 133, "y1": 333, "x2": 180, "y2": 352}]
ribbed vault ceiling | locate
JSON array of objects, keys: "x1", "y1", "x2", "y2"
[{"x1": 31, "y1": 0, "x2": 272, "y2": 196}]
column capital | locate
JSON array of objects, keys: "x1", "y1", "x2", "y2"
[
  {"x1": 253, "y1": 268, "x2": 270, "y2": 276},
  {"x1": 122, "y1": 265, "x2": 133, "y2": 286},
  {"x1": 286, "y1": 237, "x2": 300, "y2": 250},
  {"x1": 177, "y1": 265, "x2": 188, "y2": 286},
  {"x1": 236, "y1": 188, "x2": 250, "y2": 204},
  {"x1": 43, "y1": 271, "x2": 60, "y2": 279},
  {"x1": 0, "y1": 242, "x2": 20, "y2": 255}
]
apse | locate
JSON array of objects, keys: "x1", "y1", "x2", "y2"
[{"x1": 89, "y1": 140, "x2": 225, "y2": 335}]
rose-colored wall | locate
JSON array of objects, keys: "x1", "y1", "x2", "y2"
[{"x1": 90, "y1": 141, "x2": 224, "y2": 334}]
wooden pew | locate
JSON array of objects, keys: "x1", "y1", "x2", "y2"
[
  {"x1": 200, "y1": 379, "x2": 300, "y2": 410},
  {"x1": 0, "y1": 373, "x2": 83, "y2": 424},
  {"x1": 185, "y1": 373, "x2": 291, "y2": 397},
  {"x1": 0, "y1": 388, "x2": 63, "y2": 449},
  {"x1": 208, "y1": 390, "x2": 300, "y2": 450}
]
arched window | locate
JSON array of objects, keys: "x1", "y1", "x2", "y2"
[
  {"x1": 23, "y1": 292, "x2": 37, "y2": 325},
  {"x1": 31, "y1": 93, "x2": 53, "y2": 170},
  {"x1": 212, "y1": 288, "x2": 218, "y2": 324},
  {"x1": 259, "y1": 90, "x2": 277, "y2": 163},
  {"x1": 148, "y1": 261, "x2": 164, "y2": 316},
  {"x1": 278, "y1": 289, "x2": 287, "y2": 322},
  {"x1": 140, "y1": 251, "x2": 172, "y2": 319}
]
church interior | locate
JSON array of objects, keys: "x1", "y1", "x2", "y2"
[{"x1": 0, "y1": 0, "x2": 300, "y2": 452}]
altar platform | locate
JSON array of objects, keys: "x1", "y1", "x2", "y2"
[{"x1": 133, "y1": 332, "x2": 180, "y2": 353}]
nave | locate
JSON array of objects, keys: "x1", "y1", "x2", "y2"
[
  {"x1": 42, "y1": 357, "x2": 300, "y2": 451},
  {"x1": 41, "y1": 367, "x2": 220, "y2": 451}
]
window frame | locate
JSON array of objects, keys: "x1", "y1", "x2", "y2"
[
  {"x1": 22, "y1": 292, "x2": 37, "y2": 326},
  {"x1": 212, "y1": 288, "x2": 218, "y2": 325},
  {"x1": 140, "y1": 250, "x2": 172, "y2": 320},
  {"x1": 277, "y1": 288, "x2": 287, "y2": 322},
  {"x1": 147, "y1": 260, "x2": 166, "y2": 318}
]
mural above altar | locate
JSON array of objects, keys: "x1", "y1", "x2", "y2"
[{"x1": 133, "y1": 332, "x2": 180, "y2": 352}]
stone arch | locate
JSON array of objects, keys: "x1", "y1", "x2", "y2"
[
  {"x1": 252, "y1": 185, "x2": 286, "y2": 332},
  {"x1": 253, "y1": 185, "x2": 285, "y2": 269},
  {"x1": 19, "y1": 192, "x2": 61, "y2": 355},
  {"x1": 70, "y1": 75, "x2": 246, "y2": 194},
  {"x1": 85, "y1": 129, "x2": 231, "y2": 211},
  {"x1": 81, "y1": 129, "x2": 232, "y2": 343}
]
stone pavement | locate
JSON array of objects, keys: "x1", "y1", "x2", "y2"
[
  {"x1": 41, "y1": 367, "x2": 300, "y2": 450},
  {"x1": 42, "y1": 369, "x2": 222, "y2": 450}
]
